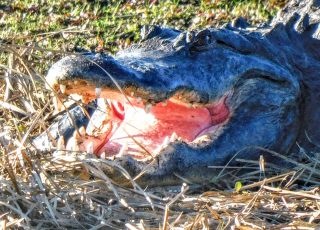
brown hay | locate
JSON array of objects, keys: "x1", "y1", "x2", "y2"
[{"x1": 0, "y1": 42, "x2": 319, "y2": 230}]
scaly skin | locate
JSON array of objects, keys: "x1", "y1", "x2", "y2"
[{"x1": 35, "y1": 0, "x2": 320, "y2": 186}]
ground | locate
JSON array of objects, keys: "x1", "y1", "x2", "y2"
[{"x1": 0, "y1": 1, "x2": 319, "y2": 229}]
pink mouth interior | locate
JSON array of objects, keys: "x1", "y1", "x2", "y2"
[{"x1": 67, "y1": 96, "x2": 230, "y2": 159}]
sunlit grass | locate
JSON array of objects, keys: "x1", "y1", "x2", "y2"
[
  {"x1": 4, "y1": 1, "x2": 319, "y2": 229},
  {"x1": 1, "y1": 0, "x2": 284, "y2": 53}
]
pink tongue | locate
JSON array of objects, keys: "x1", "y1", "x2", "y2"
[{"x1": 98, "y1": 101, "x2": 213, "y2": 156}]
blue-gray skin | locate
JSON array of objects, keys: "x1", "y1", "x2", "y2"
[{"x1": 35, "y1": 0, "x2": 320, "y2": 186}]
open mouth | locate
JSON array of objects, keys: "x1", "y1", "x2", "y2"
[{"x1": 57, "y1": 82, "x2": 231, "y2": 160}]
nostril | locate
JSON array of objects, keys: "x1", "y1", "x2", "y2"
[{"x1": 111, "y1": 101, "x2": 125, "y2": 120}]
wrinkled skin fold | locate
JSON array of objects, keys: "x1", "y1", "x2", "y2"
[{"x1": 34, "y1": 0, "x2": 320, "y2": 186}]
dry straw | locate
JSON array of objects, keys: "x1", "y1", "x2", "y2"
[{"x1": 0, "y1": 42, "x2": 319, "y2": 229}]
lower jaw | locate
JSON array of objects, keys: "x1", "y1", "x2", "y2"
[{"x1": 63, "y1": 94, "x2": 230, "y2": 160}]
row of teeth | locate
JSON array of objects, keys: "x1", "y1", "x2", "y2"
[
  {"x1": 53, "y1": 126, "x2": 179, "y2": 159},
  {"x1": 57, "y1": 84, "x2": 166, "y2": 114},
  {"x1": 54, "y1": 126, "x2": 101, "y2": 159},
  {"x1": 58, "y1": 83, "x2": 203, "y2": 112}
]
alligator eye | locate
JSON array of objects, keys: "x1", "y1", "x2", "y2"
[
  {"x1": 211, "y1": 29, "x2": 255, "y2": 53},
  {"x1": 189, "y1": 29, "x2": 215, "y2": 53},
  {"x1": 186, "y1": 31, "x2": 195, "y2": 43},
  {"x1": 141, "y1": 25, "x2": 181, "y2": 41},
  {"x1": 141, "y1": 25, "x2": 162, "y2": 40},
  {"x1": 172, "y1": 33, "x2": 187, "y2": 49}
]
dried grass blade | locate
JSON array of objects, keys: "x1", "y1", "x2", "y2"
[
  {"x1": 0, "y1": 100, "x2": 28, "y2": 116},
  {"x1": 262, "y1": 186, "x2": 320, "y2": 200}
]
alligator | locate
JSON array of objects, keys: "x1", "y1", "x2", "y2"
[{"x1": 34, "y1": 0, "x2": 320, "y2": 186}]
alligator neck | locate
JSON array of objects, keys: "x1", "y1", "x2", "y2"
[
  {"x1": 266, "y1": 0, "x2": 320, "y2": 152},
  {"x1": 271, "y1": 0, "x2": 320, "y2": 58}
]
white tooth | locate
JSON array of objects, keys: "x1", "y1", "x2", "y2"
[
  {"x1": 80, "y1": 96, "x2": 91, "y2": 104},
  {"x1": 85, "y1": 124, "x2": 93, "y2": 136},
  {"x1": 154, "y1": 136, "x2": 170, "y2": 154},
  {"x1": 136, "y1": 97, "x2": 142, "y2": 103},
  {"x1": 188, "y1": 103, "x2": 193, "y2": 108},
  {"x1": 86, "y1": 142, "x2": 94, "y2": 154},
  {"x1": 95, "y1": 87, "x2": 101, "y2": 98},
  {"x1": 145, "y1": 103, "x2": 152, "y2": 113},
  {"x1": 117, "y1": 142, "x2": 128, "y2": 157},
  {"x1": 97, "y1": 98, "x2": 108, "y2": 110},
  {"x1": 79, "y1": 126, "x2": 86, "y2": 136},
  {"x1": 162, "y1": 136, "x2": 169, "y2": 147},
  {"x1": 100, "y1": 152, "x2": 106, "y2": 159},
  {"x1": 170, "y1": 132, "x2": 178, "y2": 142},
  {"x1": 66, "y1": 137, "x2": 73, "y2": 151},
  {"x1": 52, "y1": 96, "x2": 62, "y2": 112},
  {"x1": 72, "y1": 130, "x2": 81, "y2": 152},
  {"x1": 66, "y1": 136, "x2": 79, "y2": 152},
  {"x1": 162, "y1": 101, "x2": 167, "y2": 106},
  {"x1": 73, "y1": 130, "x2": 81, "y2": 140},
  {"x1": 130, "y1": 91, "x2": 135, "y2": 97},
  {"x1": 59, "y1": 84, "x2": 66, "y2": 94},
  {"x1": 80, "y1": 96, "x2": 85, "y2": 103},
  {"x1": 72, "y1": 138, "x2": 80, "y2": 152},
  {"x1": 57, "y1": 136, "x2": 65, "y2": 151}
]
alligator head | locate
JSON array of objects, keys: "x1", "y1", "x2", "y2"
[{"x1": 35, "y1": 0, "x2": 320, "y2": 186}]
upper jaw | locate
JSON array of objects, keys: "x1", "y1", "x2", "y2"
[
  {"x1": 46, "y1": 50, "x2": 292, "y2": 108},
  {"x1": 46, "y1": 53, "x2": 214, "y2": 106}
]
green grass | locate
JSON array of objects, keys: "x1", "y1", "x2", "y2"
[
  {"x1": 2, "y1": 2, "x2": 320, "y2": 229},
  {"x1": 0, "y1": 0, "x2": 286, "y2": 76},
  {"x1": 1, "y1": 0, "x2": 284, "y2": 53}
]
